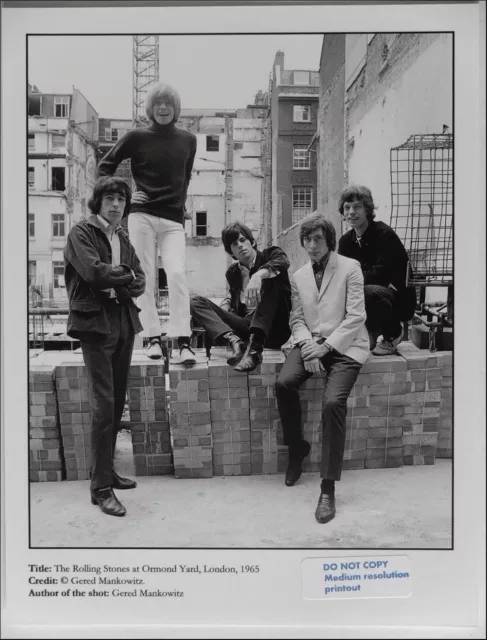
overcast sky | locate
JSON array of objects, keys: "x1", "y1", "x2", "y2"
[{"x1": 28, "y1": 34, "x2": 323, "y2": 118}]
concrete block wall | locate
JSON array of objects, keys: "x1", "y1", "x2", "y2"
[
  {"x1": 169, "y1": 362, "x2": 213, "y2": 479},
  {"x1": 208, "y1": 353, "x2": 251, "y2": 476},
  {"x1": 128, "y1": 361, "x2": 172, "y2": 477},
  {"x1": 55, "y1": 364, "x2": 91, "y2": 481},
  {"x1": 29, "y1": 364, "x2": 64, "y2": 482},
  {"x1": 29, "y1": 344, "x2": 452, "y2": 482}
]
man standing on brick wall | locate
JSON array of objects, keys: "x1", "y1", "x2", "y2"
[
  {"x1": 337, "y1": 185, "x2": 409, "y2": 356},
  {"x1": 64, "y1": 176, "x2": 146, "y2": 517},
  {"x1": 275, "y1": 212, "x2": 369, "y2": 524},
  {"x1": 97, "y1": 82, "x2": 197, "y2": 365},
  {"x1": 190, "y1": 221, "x2": 292, "y2": 372}
]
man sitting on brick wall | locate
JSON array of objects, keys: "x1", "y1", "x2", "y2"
[
  {"x1": 337, "y1": 185, "x2": 410, "y2": 356},
  {"x1": 190, "y1": 221, "x2": 292, "y2": 373},
  {"x1": 64, "y1": 176, "x2": 146, "y2": 517},
  {"x1": 275, "y1": 212, "x2": 369, "y2": 524}
]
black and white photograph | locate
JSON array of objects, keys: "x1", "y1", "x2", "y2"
[
  {"x1": 26, "y1": 29, "x2": 454, "y2": 549},
  {"x1": 1, "y1": 2, "x2": 485, "y2": 638}
]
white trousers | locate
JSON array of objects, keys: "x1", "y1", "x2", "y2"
[{"x1": 128, "y1": 212, "x2": 191, "y2": 338}]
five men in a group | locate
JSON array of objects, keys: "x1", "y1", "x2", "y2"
[{"x1": 64, "y1": 77, "x2": 409, "y2": 521}]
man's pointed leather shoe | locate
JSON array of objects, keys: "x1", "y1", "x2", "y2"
[
  {"x1": 285, "y1": 440, "x2": 311, "y2": 486},
  {"x1": 315, "y1": 491, "x2": 336, "y2": 524},
  {"x1": 90, "y1": 487, "x2": 126, "y2": 517},
  {"x1": 234, "y1": 336, "x2": 263, "y2": 373},
  {"x1": 225, "y1": 332, "x2": 246, "y2": 367},
  {"x1": 112, "y1": 471, "x2": 137, "y2": 490}
]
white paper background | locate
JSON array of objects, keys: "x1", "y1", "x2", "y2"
[{"x1": 1, "y1": 2, "x2": 485, "y2": 638}]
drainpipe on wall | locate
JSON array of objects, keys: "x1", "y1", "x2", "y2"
[{"x1": 224, "y1": 116, "x2": 234, "y2": 228}]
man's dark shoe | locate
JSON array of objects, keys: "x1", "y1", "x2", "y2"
[
  {"x1": 90, "y1": 487, "x2": 126, "y2": 517},
  {"x1": 285, "y1": 440, "x2": 311, "y2": 486},
  {"x1": 224, "y1": 332, "x2": 246, "y2": 366},
  {"x1": 233, "y1": 335, "x2": 264, "y2": 372},
  {"x1": 112, "y1": 471, "x2": 137, "y2": 490},
  {"x1": 315, "y1": 491, "x2": 336, "y2": 524}
]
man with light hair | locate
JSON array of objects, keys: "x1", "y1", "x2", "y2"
[
  {"x1": 98, "y1": 82, "x2": 197, "y2": 364},
  {"x1": 275, "y1": 212, "x2": 369, "y2": 524}
]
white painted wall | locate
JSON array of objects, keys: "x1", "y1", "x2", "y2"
[{"x1": 186, "y1": 244, "x2": 228, "y2": 297}]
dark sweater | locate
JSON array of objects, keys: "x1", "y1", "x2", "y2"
[
  {"x1": 338, "y1": 220, "x2": 409, "y2": 291},
  {"x1": 97, "y1": 121, "x2": 197, "y2": 225}
]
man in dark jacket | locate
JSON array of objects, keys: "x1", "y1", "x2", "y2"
[
  {"x1": 64, "y1": 176, "x2": 145, "y2": 517},
  {"x1": 337, "y1": 185, "x2": 409, "y2": 355},
  {"x1": 190, "y1": 222, "x2": 292, "y2": 372}
]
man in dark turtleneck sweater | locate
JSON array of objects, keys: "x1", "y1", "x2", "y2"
[{"x1": 97, "y1": 82, "x2": 197, "y2": 364}]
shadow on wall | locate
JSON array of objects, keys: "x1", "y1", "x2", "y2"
[{"x1": 276, "y1": 222, "x2": 309, "y2": 272}]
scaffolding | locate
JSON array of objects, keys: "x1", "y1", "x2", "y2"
[
  {"x1": 133, "y1": 35, "x2": 160, "y2": 128},
  {"x1": 390, "y1": 133, "x2": 453, "y2": 286},
  {"x1": 390, "y1": 132, "x2": 453, "y2": 350}
]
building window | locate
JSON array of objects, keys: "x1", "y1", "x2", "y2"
[
  {"x1": 293, "y1": 145, "x2": 311, "y2": 170},
  {"x1": 52, "y1": 261, "x2": 65, "y2": 289},
  {"x1": 105, "y1": 128, "x2": 120, "y2": 142},
  {"x1": 51, "y1": 167, "x2": 65, "y2": 191},
  {"x1": 52, "y1": 214, "x2": 65, "y2": 238},
  {"x1": 195, "y1": 211, "x2": 207, "y2": 236},
  {"x1": 29, "y1": 261, "x2": 37, "y2": 287},
  {"x1": 28, "y1": 134, "x2": 35, "y2": 150},
  {"x1": 206, "y1": 135, "x2": 219, "y2": 152},
  {"x1": 293, "y1": 105, "x2": 311, "y2": 122},
  {"x1": 28, "y1": 167, "x2": 35, "y2": 189},
  {"x1": 51, "y1": 134, "x2": 65, "y2": 148},
  {"x1": 292, "y1": 187, "x2": 313, "y2": 224},
  {"x1": 54, "y1": 97, "x2": 69, "y2": 118},
  {"x1": 29, "y1": 213, "x2": 35, "y2": 238}
]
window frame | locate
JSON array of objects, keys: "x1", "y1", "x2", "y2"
[
  {"x1": 293, "y1": 105, "x2": 311, "y2": 123},
  {"x1": 51, "y1": 133, "x2": 65, "y2": 148},
  {"x1": 54, "y1": 96, "x2": 70, "y2": 118},
  {"x1": 292, "y1": 186, "x2": 313, "y2": 225},
  {"x1": 195, "y1": 210, "x2": 208, "y2": 237},
  {"x1": 51, "y1": 213, "x2": 66, "y2": 238},
  {"x1": 52, "y1": 260, "x2": 65, "y2": 289},
  {"x1": 206, "y1": 135, "x2": 220, "y2": 152},
  {"x1": 293, "y1": 145, "x2": 311, "y2": 170},
  {"x1": 29, "y1": 213, "x2": 35, "y2": 238},
  {"x1": 28, "y1": 134, "x2": 35, "y2": 150},
  {"x1": 28, "y1": 167, "x2": 35, "y2": 189},
  {"x1": 51, "y1": 166, "x2": 66, "y2": 191}
]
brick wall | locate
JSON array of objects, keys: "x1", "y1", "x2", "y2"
[{"x1": 29, "y1": 344, "x2": 452, "y2": 482}]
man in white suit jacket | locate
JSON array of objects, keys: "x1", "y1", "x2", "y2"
[{"x1": 275, "y1": 212, "x2": 369, "y2": 524}]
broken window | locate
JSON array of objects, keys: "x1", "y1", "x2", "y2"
[
  {"x1": 293, "y1": 145, "x2": 311, "y2": 169},
  {"x1": 51, "y1": 167, "x2": 65, "y2": 191},
  {"x1": 196, "y1": 211, "x2": 207, "y2": 236},
  {"x1": 206, "y1": 135, "x2": 219, "y2": 152},
  {"x1": 52, "y1": 261, "x2": 65, "y2": 288},
  {"x1": 28, "y1": 94, "x2": 42, "y2": 116}
]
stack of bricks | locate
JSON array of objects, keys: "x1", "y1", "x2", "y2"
[
  {"x1": 397, "y1": 344, "x2": 441, "y2": 465},
  {"x1": 436, "y1": 352, "x2": 453, "y2": 458},
  {"x1": 209, "y1": 350, "x2": 251, "y2": 476},
  {"x1": 128, "y1": 359, "x2": 173, "y2": 476},
  {"x1": 169, "y1": 361, "x2": 213, "y2": 478},
  {"x1": 248, "y1": 350, "x2": 288, "y2": 474},
  {"x1": 354, "y1": 355, "x2": 408, "y2": 469},
  {"x1": 55, "y1": 362, "x2": 92, "y2": 481},
  {"x1": 29, "y1": 364, "x2": 63, "y2": 482}
]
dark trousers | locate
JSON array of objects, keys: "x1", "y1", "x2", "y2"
[
  {"x1": 364, "y1": 284, "x2": 402, "y2": 340},
  {"x1": 79, "y1": 301, "x2": 135, "y2": 490},
  {"x1": 190, "y1": 286, "x2": 291, "y2": 349},
  {"x1": 275, "y1": 346, "x2": 362, "y2": 481}
]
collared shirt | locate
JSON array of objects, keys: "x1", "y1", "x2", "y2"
[
  {"x1": 97, "y1": 215, "x2": 122, "y2": 299},
  {"x1": 311, "y1": 252, "x2": 330, "y2": 291}
]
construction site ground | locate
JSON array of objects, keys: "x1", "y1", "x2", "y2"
[{"x1": 30, "y1": 430, "x2": 452, "y2": 549}]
